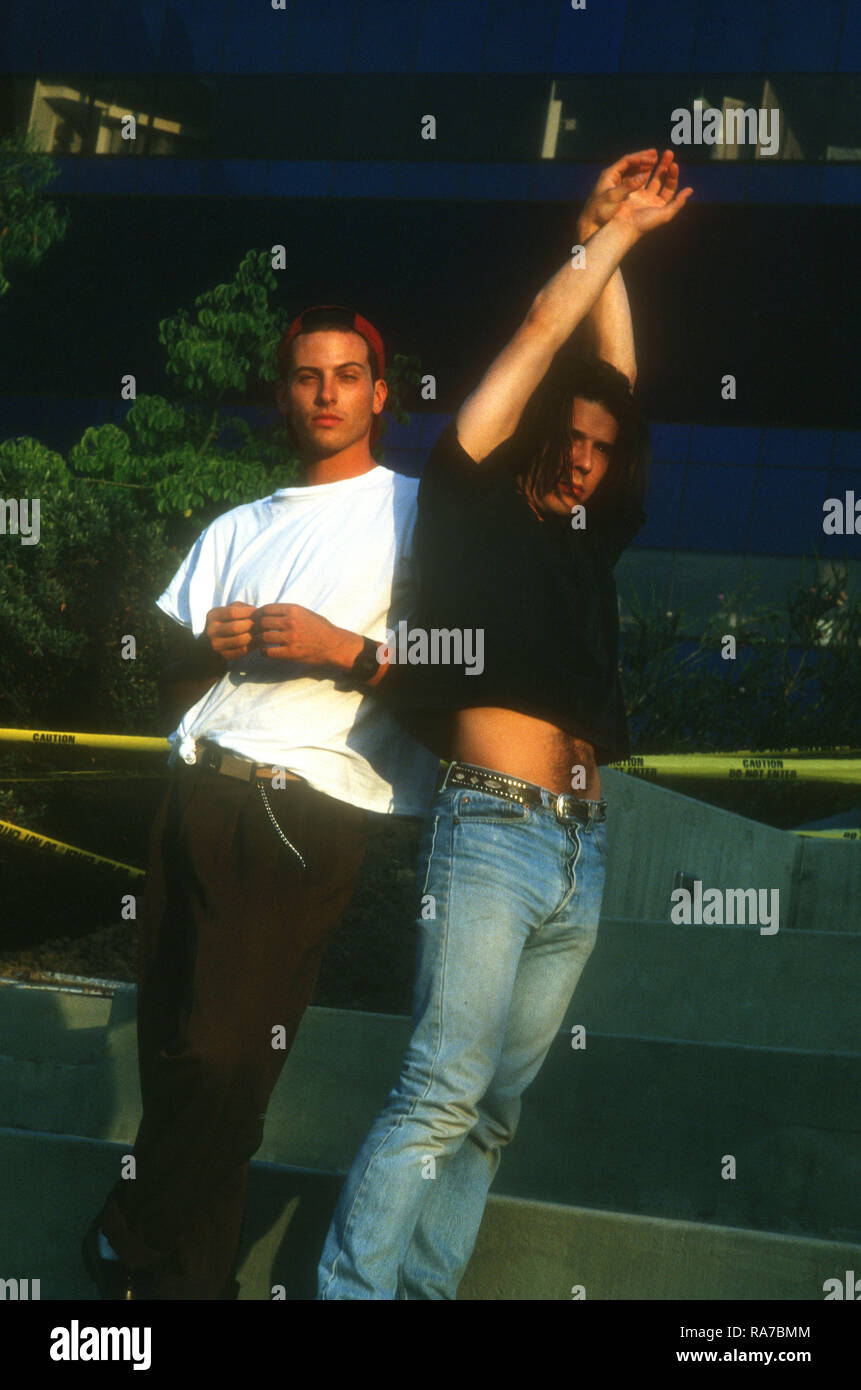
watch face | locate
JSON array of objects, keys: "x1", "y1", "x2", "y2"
[{"x1": 353, "y1": 638, "x2": 379, "y2": 682}]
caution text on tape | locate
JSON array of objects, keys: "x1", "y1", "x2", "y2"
[
  {"x1": 610, "y1": 755, "x2": 860, "y2": 785},
  {"x1": 0, "y1": 728, "x2": 169, "y2": 752}
]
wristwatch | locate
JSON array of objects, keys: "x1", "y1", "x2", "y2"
[{"x1": 347, "y1": 635, "x2": 380, "y2": 687}]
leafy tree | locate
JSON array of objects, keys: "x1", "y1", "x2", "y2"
[
  {"x1": 68, "y1": 248, "x2": 424, "y2": 527},
  {"x1": 0, "y1": 248, "x2": 425, "y2": 731},
  {"x1": 620, "y1": 562, "x2": 861, "y2": 752},
  {"x1": 0, "y1": 128, "x2": 69, "y2": 298},
  {"x1": 0, "y1": 436, "x2": 175, "y2": 732}
]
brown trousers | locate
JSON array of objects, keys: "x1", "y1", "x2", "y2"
[{"x1": 100, "y1": 761, "x2": 367, "y2": 1298}]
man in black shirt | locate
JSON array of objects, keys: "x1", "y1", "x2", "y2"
[{"x1": 318, "y1": 149, "x2": 692, "y2": 1299}]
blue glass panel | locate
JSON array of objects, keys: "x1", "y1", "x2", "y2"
[
  {"x1": 421, "y1": 413, "x2": 453, "y2": 449},
  {"x1": 747, "y1": 467, "x2": 829, "y2": 555},
  {"x1": 265, "y1": 161, "x2": 332, "y2": 196},
  {"x1": 102, "y1": 1, "x2": 167, "y2": 71},
  {"x1": 283, "y1": 0, "x2": 355, "y2": 72},
  {"x1": 49, "y1": 158, "x2": 82, "y2": 194},
  {"x1": 744, "y1": 165, "x2": 821, "y2": 205},
  {"x1": 219, "y1": 407, "x2": 272, "y2": 446},
  {"x1": 760, "y1": 429, "x2": 833, "y2": 471},
  {"x1": 690, "y1": 0, "x2": 770, "y2": 71},
  {"x1": 200, "y1": 160, "x2": 266, "y2": 195},
  {"x1": 74, "y1": 157, "x2": 140, "y2": 194},
  {"x1": 650, "y1": 422, "x2": 690, "y2": 464},
  {"x1": 832, "y1": 432, "x2": 861, "y2": 471},
  {"x1": 350, "y1": 0, "x2": 422, "y2": 71},
  {"x1": 765, "y1": 0, "x2": 842, "y2": 71},
  {"x1": 819, "y1": 473, "x2": 861, "y2": 557},
  {"x1": 689, "y1": 426, "x2": 761, "y2": 468},
  {"x1": 36, "y1": 1, "x2": 107, "y2": 70},
  {"x1": 381, "y1": 415, "x2": 426, "y2": 449},
  {"x1": 34, "y1": 398, "x2": 105, "y2": 452},
  {"x1": 395, "y1": 163, "x2": 467, "y2": 198},
  {"x1": 530, "y1": 163, "x2": 597, "y2": 202},
  {"x1": 219, "y1": 406, "x2": 273, "y2": 449},
  {"x1": 88, "y1": 399, "x2": 115, "y2": 426},
  {"x1": 821, "y1": 166, "x2": 861, "y2": 204},
  {"x1": 0, "y1": 395, "x2": 59, "y2": 441},
  {"x1": 417, "y1": 0, "x2": 489, "y2": 72},
  {"x1": 637, "y1": 462, "x2": 685, "y2": 548},
  {"x1": 677, "y1": 464, "x2": 757, "y2": 552},
  {"x1": 382, "y1": 447, "x2": 424, "y2": 478},
  {"x1": 482, "y1": 0, "x2": 558, "y2": 72},
  {"x1": 137, "y1": 158, "x2": 204, "y2": 193},
  {"x1": 0, "y1": 0, "x2": 45, "y2": 69},
  {"x1": 158, "y1": 0, "x2": 229, "y2": 72},
  {"x1": 839, "y1": 0, "x2": 861, "y2": 70},
  {"x1": 329, "y1": 162, "x2": 399, "y2": 197},
  {"x1": 460, "y1": 163, "x2": 535, "y2": 198},
  {"x1": 682, "y1": 164, "x2": 747, "y2": 203},
  {"x1": 620, "y1": 0, "x2": 698, "y2": 74},
  {"x1": 221, "y1": 0, "x2": 289, "y2": 72},
  {"x1": 553, "y1": 0, "x2": 627, "y2": 74}
]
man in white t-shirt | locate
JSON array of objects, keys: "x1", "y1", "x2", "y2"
[{"x1": 83, "y1": 305, "x2": 437, "y2": 1301}]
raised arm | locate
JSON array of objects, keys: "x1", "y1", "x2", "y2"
[
  {"x1": 456, "y1": 149, "x2": 692, "y2": 462},
  {"x1": 576, "y1": 150, "x2": 662, "y2": 387}
]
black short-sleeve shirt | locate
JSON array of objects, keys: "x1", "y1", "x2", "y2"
[{"x1": 390, "y1": 422, "x2": 645, "y2": 762}]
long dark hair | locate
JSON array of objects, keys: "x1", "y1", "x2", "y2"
[{"x1": 511, "y1": 350, "x2": 650, "y2": 517}]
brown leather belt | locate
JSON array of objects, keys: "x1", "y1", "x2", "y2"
[{"x1": 195, "y1": 740, "x2": 303, "y2": 785}]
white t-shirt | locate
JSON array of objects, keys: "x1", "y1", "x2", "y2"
[{"x1": 157, "y1": 465, "x2": 438, "y2": 816}]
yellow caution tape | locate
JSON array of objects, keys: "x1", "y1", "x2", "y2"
[
  {"x1": 0, "y1": 728, "x2": 857, "y2": 784},
  {"x1": 0, "y1": 817, "x2": 145, "y2": 877},
  {"x1": 0, "y1": 728, "x2": 169, "y2": 752},
  {"x1": 694, "y1": 746, "x2": 861, "y2": 758},
  {"x1": 792, "y1": 828, "x2": 861, "y2": 841},
  {"x1": 610, "y1": 755, "x2": 860, "y2": 785}
]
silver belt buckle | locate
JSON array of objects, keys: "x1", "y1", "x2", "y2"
[{"x1": 555, "y1": 793, "x2": 583, "y2": 823}]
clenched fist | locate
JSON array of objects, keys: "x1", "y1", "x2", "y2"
[
  {"x1": 249, "y1": 603, "x2": 363, "y2": 670},
  {"x1": 204, "y1": 603, "x2": 256, "y2": 660}
]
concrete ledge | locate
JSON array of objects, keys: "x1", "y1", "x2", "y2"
[
  {"x1": 568, "y1": 919, "x2": 861, "y2": 1052},
  {"x1": 2, "y1": 1128, "x2": 858, "y2": 1302},
  {"x1": 459, "y1": 1194, "x2": 861, "y2": 1302},
  {"x1": 795, "y1": 834, "x2": 861, "y2": 932},
  {"x1": 600, "y1": 768, "x2": 803, "y2": 925},
  {"x1": 2, "y1": 985, "x2": 859, "y2": 1239}
]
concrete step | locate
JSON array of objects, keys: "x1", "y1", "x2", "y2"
[
  {"x1": 3, "y1": 911, "x2": 858, "y2": 1072},
  {"x1": 251, "y1": 1016, "x2": 861, "y2": 1243},
  {"x1": 570, "y1": 919, "x2": 861, "y2": 1052},
  {"x1": 1, "y1": 1127, "x2": 858, "y2": 1301},
  {"x1": 1, "y1": 982, "x2": 858, "y2": 1242}
]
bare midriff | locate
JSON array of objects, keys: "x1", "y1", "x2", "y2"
[{"x1": 449, "y1": 707, "x2": 601, "y2": 799}]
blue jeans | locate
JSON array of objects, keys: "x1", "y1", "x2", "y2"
[{"x1": 317, "y1": 778, "x2": 606, "y2": 1299}]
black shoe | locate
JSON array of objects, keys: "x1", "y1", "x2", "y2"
[{"x1": 82, "y1": 1215, "x2": 137, "y2": 1300}]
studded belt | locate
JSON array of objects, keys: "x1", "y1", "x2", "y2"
[{"x1": 438, "y1": 760, "x2": 606, "y2": 827}]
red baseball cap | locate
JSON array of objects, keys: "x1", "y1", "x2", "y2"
[{"x1": 278, "y1": 304, "x2": 386, "y2": 380}]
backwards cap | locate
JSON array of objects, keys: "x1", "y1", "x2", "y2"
[{"x1": 278, "y1": 304, "x2": 386, "y2": 380}]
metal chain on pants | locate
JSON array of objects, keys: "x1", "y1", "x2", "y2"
[{"x1": 258, "y1": 784, "x2": 307, "y2": 869}]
